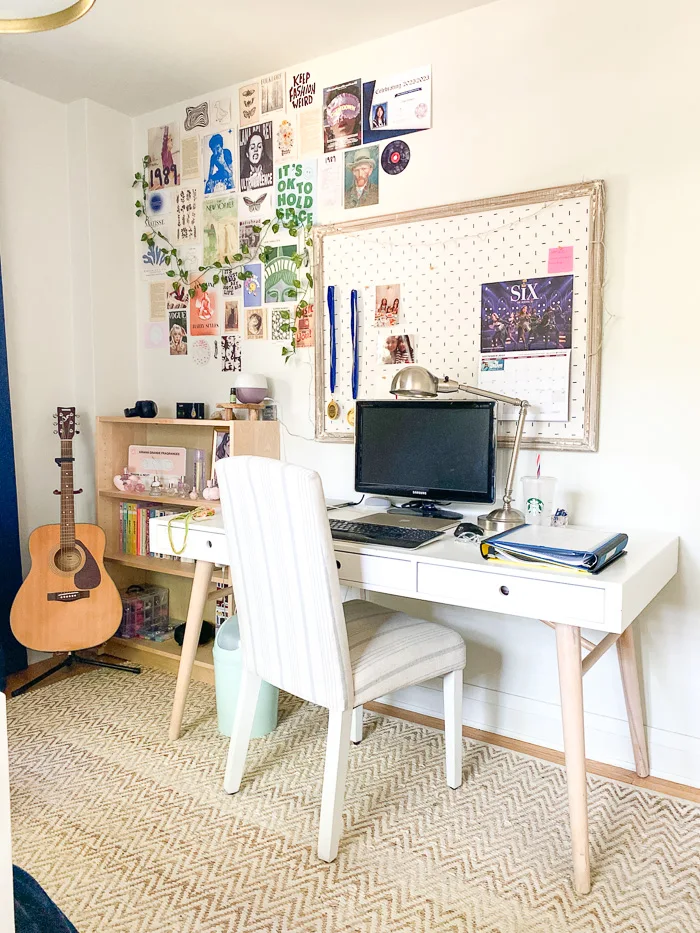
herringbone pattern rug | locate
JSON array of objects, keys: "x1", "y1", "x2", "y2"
[{"x1": 6, "y1": 669, "x2": 700, "y2": 932}]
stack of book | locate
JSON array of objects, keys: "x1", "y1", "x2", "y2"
[{"x1": 118, "y1": 503, "x2": 183, "y2": 560}]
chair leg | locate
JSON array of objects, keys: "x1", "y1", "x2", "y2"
[
  {"x1": 351, "y1": 706, "x2": 363, "y2": 744},
  {"x1": 318, "y1": 708, "x2": 353, "y2": 862},
  {"x1": 223, "y1": 668, "x2": 262, "y2": 795},
  {"x1": 443, "y1": 669, "x2": 463, "y2": 789}
]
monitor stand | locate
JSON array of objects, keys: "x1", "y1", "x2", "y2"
[{"x1": 387, "y1": 500, "x2": 463, "y2": 521}]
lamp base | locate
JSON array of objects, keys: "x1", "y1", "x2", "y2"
[{"x1": 478, "y1": 506, "x2": 526, "y2": 536}]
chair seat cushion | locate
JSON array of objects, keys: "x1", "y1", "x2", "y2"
[{"x1": 344, "y1": 600, "x2": 466, "y2": 707}]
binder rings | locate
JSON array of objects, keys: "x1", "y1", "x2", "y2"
[{"x1": 480, "y1": 524, "x2": 628, "y2": 573}]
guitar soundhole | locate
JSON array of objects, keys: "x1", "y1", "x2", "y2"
[{"x1": 54, "y1": 547, "x2": 82, "y2": 573}]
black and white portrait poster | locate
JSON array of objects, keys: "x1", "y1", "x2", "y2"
[{"x1": 239, "y1": 122, "x2": 274, "y2": 192}]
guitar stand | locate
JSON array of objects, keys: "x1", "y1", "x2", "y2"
[{"x1": 11, "y1": 652, "x2": 141, "y2": 697}]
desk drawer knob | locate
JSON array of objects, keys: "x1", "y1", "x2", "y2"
[
  {"x1": 499, "y1": 585, "x2": 510, "y2": 596},
  {"x1": 336, "y1": 560, "x2": 341, "y2": 569},
  {"x1": 206, "y1": 540, "x2": 213, "y2": 548}
]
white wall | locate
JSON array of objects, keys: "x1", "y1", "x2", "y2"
[{"x1": 136, "y1": 0, "x2": 697, "y2": 785}]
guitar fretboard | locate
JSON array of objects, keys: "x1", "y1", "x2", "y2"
[{"x1": 59, "y1": 438, "x2": 76, "y2": 551}]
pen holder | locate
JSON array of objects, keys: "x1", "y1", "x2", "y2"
[{"x1": 521, "y1": 476, "x2": 557, "y2": 525}]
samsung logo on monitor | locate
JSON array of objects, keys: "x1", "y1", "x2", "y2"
[{"x1": 412, "y1": 490, "x2": 427, "y2": 496}]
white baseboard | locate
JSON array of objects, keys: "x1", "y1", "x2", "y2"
[{"x1": 375, "y1": 681, "x2": 700, "y2": 789}]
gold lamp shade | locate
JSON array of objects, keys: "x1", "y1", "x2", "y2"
[{"x1": 0, "y1": 0, "x2": 96, "y2": 33}]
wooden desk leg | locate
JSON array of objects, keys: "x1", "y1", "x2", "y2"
[
  {"x1": 555, "y1": 623, "x2": 591, "y2": 895},
  {"x1": 169, "y1": 559, "x2": 214, "y2": 741},
  {"x1": 616, "y1": 624, "x2": 650, "y2": 777}
]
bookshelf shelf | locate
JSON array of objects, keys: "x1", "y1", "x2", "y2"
[
  {"x1": 99, "y1": 489, "x2": 209, "y2": 508},
  {"x1": 104, "y1": 552, "x2": 198, "y2": 578}
]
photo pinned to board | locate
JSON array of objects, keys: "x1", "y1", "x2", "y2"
[
  {"x1": 261, "y1": 72, "x2": 285, "y2": 115},
  {"x1": 189, "y1": 282, "x2": 218, "y2": 337},
  {"x1": 169, "y1": 309, "x2": 188, "y2": 356},
  {"x1": 323, "y1": 79, "x2": 362, "y2": 152},
  {"x1": 221, "y1": 334, "x2": 241, "y2": 372},
  {"x1": 344, "y1": 146, "x2": 379, "y2": 209},
  {"x1": 147, "y1": 123, "x2": 180, "y2": 189},
  {"x1": 375, "y1": 284, "x2": 400, "y2": 326},
  {"x1": 378, "y1": 333, "x2": 415, "y2": 365},
  {"x1": 239, "y1": 122, "x2": 274, "y2": 192},
  {"x1": 184, "y1": 101, "x2": 209, "y2": 132},
  {"x1": 145, "y1": 321, "x2": 167, "y2": 350},
  {"x1": 223, "y1": 298, "x2": 240, "y2": 333},
  {"x1": 203, "y1": 130, "x2": 235, "y2": 195},
  {"x1": 239, "y1": 82, "x2": 260, "y2": 128},
  {"x1": 202, "y1": 194, "x2": 238, "y2": 266},
  {"x1": 245, "y1": 307, "x2": 267, "y2": 340}
]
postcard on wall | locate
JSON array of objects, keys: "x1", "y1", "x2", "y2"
[
  {"x1": 167, "y1": 282, "x2": 188, "y2": 310},
  {"x1": 144, "y1": 321, "x2": 167, "y2": 350},
  {"x1": 289, "y1": 70, "x2": 316, "y2": 110},
  {"x1": 147, "y1": 123, "x2": 180, "y2": 189},
  {"x1": 211, "y1": 97, "x2": 232, "y2": 128},
  {"x1": 184, "y1": 101, "x2": 209, "y2": 132},
  {"x1": 479, "y1": 350, "x2": 571, "y2": 422},
  {"x1": 223, "y1": 298, "x2": 240, "y2": 333},
  {"x1": 480, "y1": 275, "x2": 574, "y2": 353},
  {"x1": 274, "y1": 113, "x2": 298, "y2": 162},
  {"x1": 149, "y1": 280, "x2": 167, "y2": 322},
  {"x1": 264, "y1": 246, "x2": 298, "y2": 304},
  {"x1": 222, "y1": 267, "x2": 241, "y2": 297},
  {"x1": 276, "y1": 160, "x2": 317, "y2": 227},
  {"x1": 270, "y1": 306, "x2": 288, "y2": 341},
  {"x1": 202, "y1": 194, "x2": 238, "y2": 266},
  {"x1": 175, "y1": 187, "x2": 200, "y2": 243},
  {"x1": 261, "y1": 71, "x2": 285, "y2": 114},
  {"x1": 344, "y1": 146, "x2": 379, "y2": 209},
  {"x1": 245, "y1": 307, "x2": 267, "y2": 340},
  {"x1": 169, "y1": 309, "x2": 188, "y2": 355},
  {"x1": 361, "y1": 66, "x2": 432, "y2": 144},
  {"x1": 239, "y1": 82, "x2": 260, "y2": 128},
  {"x1": 319, "y1": 153, "x2": 343, "y2": 209},
  {"x1": 191, "y1": 337, "x2": 212, "y2": 366},
  {"x1": 239, "y1": 188, "x2": 274, "y2": 222},
  {"x1": 298, "y1": 107, "x2": 322, "y2": 157},
  {"x1": 221, "y1": 334, "x2": 241, "y2": 372},
  {"x1": 378, "y1": 334, "x2": 416, "y2": 365},
  {"x1": 243, "y1": 262, "x2": 262, "y2": 307},
  {"x1": 239, "y1": 220, "x2": 261, "y2": 253},
  {"x1": 203, "y1": 129, "x2": 236, "y2": 195},
  {"x1": 181, "y1": 136, "x2": 201, "y2": 181},
  {"x1": 295, "y1": 303, "x2": 314, "y2": 348},
  {"x1": 142, "y1": 241, "x2": 167, "y2": 276},
  {"x1": 375, "y1": 284, "x2": 400, "y2": 326},
  {"x1": 189, "y1": 283, "x2": 219, "y2": 337},
  {"x1": 239, "y1": 122, "x2": 274, "y2": 192},
  {"x1": 323, "y1": 80, "x2": 362, "y2": 152},
  {"x1": 146, "y1": 190, "x2": 171, "y2": 237}
]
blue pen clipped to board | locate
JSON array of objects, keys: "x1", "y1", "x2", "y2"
[
  {"x1": 327, "y1": 285, "x2": 336, "y2": 393},
  {"x1": 350, "y1": 289, "x2": 359, "y2": 400}
]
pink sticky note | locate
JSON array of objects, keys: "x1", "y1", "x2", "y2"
[{"x1": 548, "y1": 245, "x2": 574, "y2": 274}]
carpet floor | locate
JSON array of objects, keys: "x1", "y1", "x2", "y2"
[{"x1": 6, "y1": 668, "x2": 700, "y2": 932}]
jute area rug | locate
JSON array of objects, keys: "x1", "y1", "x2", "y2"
[{"x1": 7, "y1": 669, "x2": 700, "y2": 933}]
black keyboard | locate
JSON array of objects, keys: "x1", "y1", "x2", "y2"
[{"x1": 329, "y1": 519, "x2": 444, "y2": 549}]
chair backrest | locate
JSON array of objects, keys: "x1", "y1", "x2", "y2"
[{"x1": 217, "y1": 456, "x2": 353, "y2": 711}]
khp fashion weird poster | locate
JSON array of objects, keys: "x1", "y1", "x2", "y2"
[
  {"x1": 288, "y1": 71, "x2": 316, "y2": 110},
  {"x1": 239, "y1": 122, "x2": 274, "y2": 192}
]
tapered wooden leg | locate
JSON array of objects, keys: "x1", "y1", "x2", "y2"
[
  {"x1": 555, "y1": 624, "x2": 591, "y2": 895},
  {"x1": 351, "y1": 706, "x2": 363, "y2": 744},
  {"x1": 617, "y1": 624, "x2": 650, "y2": 777},
  {"x1": 223, "y1": 668, "x2": 262, "y2": 794},
  {"x1": 443, "y1": 669, "x2": 463, "y2": 789},
  {"x1": 169, "y1": 559, "x2": 214, "y2": 740},
  {"x1": 318, "y1": 708, "x2": 352, "y2": 862}
]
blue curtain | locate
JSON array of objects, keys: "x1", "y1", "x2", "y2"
[{"x1": 0, "y1": 263, "x2": 26, "y2": 687}]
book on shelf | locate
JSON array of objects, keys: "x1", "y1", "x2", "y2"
[{"x1": 118, "y1": 502, "x2": 183, "y2": 560}]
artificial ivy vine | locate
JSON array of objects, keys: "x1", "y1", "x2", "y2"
[{"x1": 133, "y1": 155, "x2": 313, "y2": 360}]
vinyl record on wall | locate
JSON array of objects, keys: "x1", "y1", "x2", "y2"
[{"x1": 381, "y1": 140, "x2": 411, "y2": 175}]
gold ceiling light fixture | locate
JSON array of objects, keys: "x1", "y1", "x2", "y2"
[{"x1": 0, "y1": 0, "x2": 96, "y2": 33}]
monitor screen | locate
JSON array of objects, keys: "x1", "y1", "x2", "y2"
[{"x1": 355, "y1": 400, "x2": 496, "y2": 503}]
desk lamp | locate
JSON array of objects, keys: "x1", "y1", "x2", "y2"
[{"x1": 390, "y1": 365, "x2": 529, "y2": 533}]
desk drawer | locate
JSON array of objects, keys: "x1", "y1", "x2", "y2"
[
  {"x1": 150, "y1": 522, "x2": 230, "y2": 565},
  {"x1": 335, "y1": 550, "x2": 415, "y2": 592},
  {"x1": 416, "y1": 562, "x2": 605, "y2": 625}
]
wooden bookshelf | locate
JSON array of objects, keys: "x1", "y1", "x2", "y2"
[{"x1": 96, "y1": 414, "x2": 279, "y2": 668}]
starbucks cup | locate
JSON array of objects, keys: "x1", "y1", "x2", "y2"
[{"x1": 521, "y1": 476, "x2": 557, "y2": 525}]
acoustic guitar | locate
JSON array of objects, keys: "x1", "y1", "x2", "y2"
[{"x1": 10, "y1": 407, "x2": 122, "y2": 652}]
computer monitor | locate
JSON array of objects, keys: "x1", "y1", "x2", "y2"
[{"x1": 354, "y1": 400, "x2": 497, "y2": 506}]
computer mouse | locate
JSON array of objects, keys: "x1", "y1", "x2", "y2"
[{"x1": 454, "y1": 522, "x2": 484, "y2": 538}]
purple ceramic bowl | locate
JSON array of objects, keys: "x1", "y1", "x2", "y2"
[{"x1": 236, "y1": 388, "x2": 267, "y2": 404}]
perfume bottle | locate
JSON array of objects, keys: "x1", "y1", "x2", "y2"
[
  {"x1": 177, "y1": 476, "x2": 190, "y2": 498},
  {"x1": 150, "y1": 476, "x2": 163, "y2": 497}
]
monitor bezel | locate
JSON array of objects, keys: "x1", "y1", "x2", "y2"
[{"x1": 354, "y1": 399, "x2": 497, "y2": 504}]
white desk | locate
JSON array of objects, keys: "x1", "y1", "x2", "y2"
[{"x1": 151, "y1": 507, "x2": 678, "y2": 895}]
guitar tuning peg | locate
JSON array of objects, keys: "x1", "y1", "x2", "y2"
[
  {"x1": 53, "y1": 429, "x2": 58, "y2": 434},
  {"x1": 76, "y1": 430, "x2": 80, "y2": 435}
]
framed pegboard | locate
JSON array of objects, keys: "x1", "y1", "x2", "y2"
[{"x1": 313, "y1": 180, "x2": 605, "y2": 451}]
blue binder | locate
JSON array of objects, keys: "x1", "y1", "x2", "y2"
[{"x1": 480, "y1": 525, "x2": 628, "y2": 573}]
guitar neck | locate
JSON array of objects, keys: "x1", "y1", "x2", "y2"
[{"x1": 59, "y1": 438, "x2": 76, "y2": 550}]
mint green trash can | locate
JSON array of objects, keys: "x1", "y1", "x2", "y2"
[{"x1": 213, "y1": 616, "x2": 278, "y2": 738}]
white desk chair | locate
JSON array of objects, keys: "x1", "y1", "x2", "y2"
[{"x1": 217, "y1": 456, "x2": 466, "y2": 862}]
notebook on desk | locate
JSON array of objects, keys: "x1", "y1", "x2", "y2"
[{"x1": 481, "y1": 525, "x2": 628, "y2": 573}]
